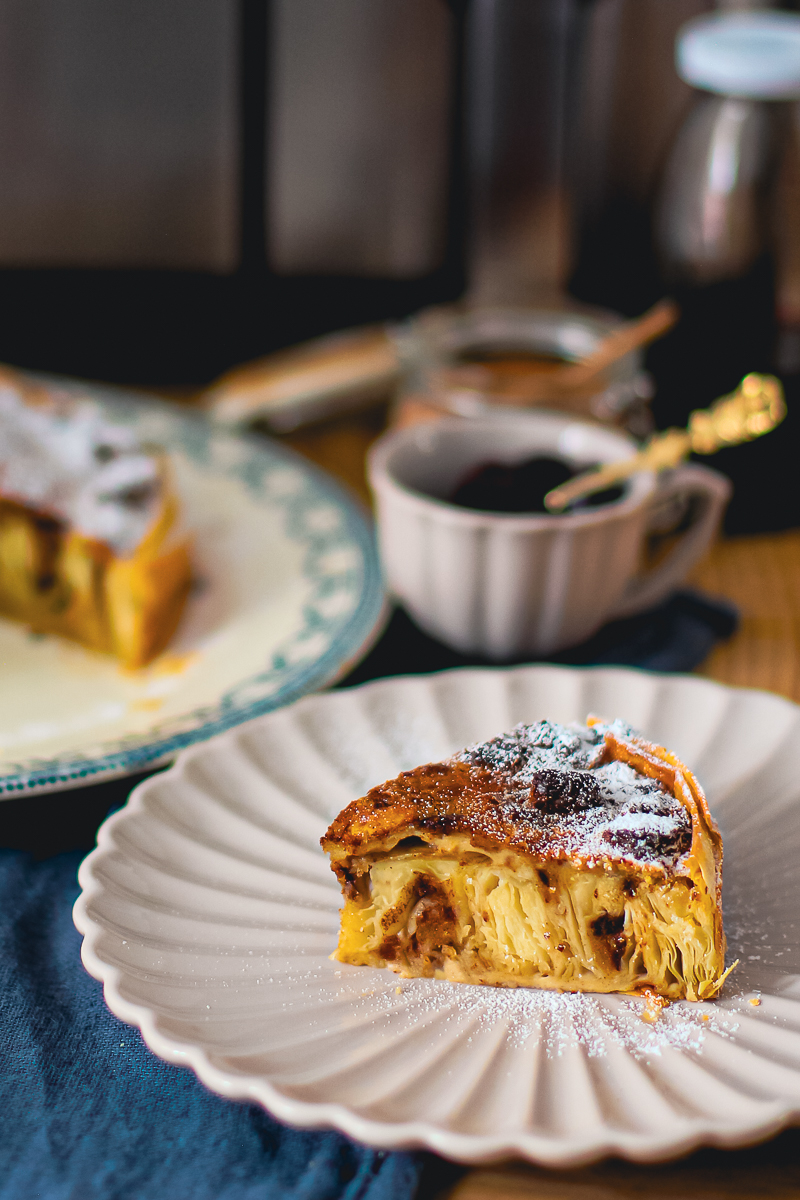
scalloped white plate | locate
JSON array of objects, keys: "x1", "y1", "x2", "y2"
[
  {"x1": 0, "y1": 379, "x2": 384, "y2": 795},
  {"x1": 75, "y1": 666, "x2": 800, "y2": 1166}
]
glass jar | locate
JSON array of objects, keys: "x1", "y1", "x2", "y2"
[
  {"x1": 395, "y1": 305, "x2": 654, "y2": 437},
  {"x1": 656, "y1": 10, "x2": 800, "y2": 285}
]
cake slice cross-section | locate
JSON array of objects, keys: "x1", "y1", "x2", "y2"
[{"x1": 322, "y1": 718, "x2": 727, "y2": 1001}]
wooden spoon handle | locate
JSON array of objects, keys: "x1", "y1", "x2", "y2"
[
  {"x1": 551, "y1": 298, "x2": 679, "y2": 390},
  {"x1": 477, "y1": 299, "x2": 679, "y2": 405}
]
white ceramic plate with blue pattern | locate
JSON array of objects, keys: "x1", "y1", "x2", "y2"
[{"x1": 0, "y1": 381, "x2": 385, "y2": 797}]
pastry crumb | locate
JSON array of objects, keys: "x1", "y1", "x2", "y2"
[
  {"x1": 129, "y1": 697, "x2": 164, "y2": 713},
  {"x1": 639, "y1": 988, "x2": 670, "y2": 1024},
  {"x1": 149, "y1": 650, "x2": 199, "y2": 677}
]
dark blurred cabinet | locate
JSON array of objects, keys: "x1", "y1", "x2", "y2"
[
  {"x1": 0, "y1": 0, "x2": 717, "y2": 386},
  {"x1": 0, "y1": 0, "x2": 464, "y2": 384}
]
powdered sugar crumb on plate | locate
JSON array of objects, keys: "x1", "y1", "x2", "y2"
[{"x1": 283, "y1": 961, "x2": 745, "y2": 1061}]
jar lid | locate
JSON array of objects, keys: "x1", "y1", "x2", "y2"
[{"x1": 677, "y1": 10, "x2": 800, "y2": 99}]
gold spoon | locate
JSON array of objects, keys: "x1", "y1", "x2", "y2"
[{"x1": 544, "y1": 373, "x2": 786, "y2": 513}]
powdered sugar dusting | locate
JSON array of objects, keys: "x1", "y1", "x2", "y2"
[
  {"x1": 322, "y1": 967, "x2": 742, "y2": 1060},
  {"x1": 457, "y1": 719, "x2": 692, "y2": 871},
  {"x1": 0, "y1": 384, "x2": 162, "y2": 554},
  {"x1": 460, "y1": 719, "x2": 607, "y2": 777}
]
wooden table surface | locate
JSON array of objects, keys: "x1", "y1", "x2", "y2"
[{"x1": 690, "y1": 529, "x2": 800, "y2": 705}]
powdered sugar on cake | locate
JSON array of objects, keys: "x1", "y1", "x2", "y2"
[
  {"x1": 458, "y1": 719, "x2": 692, "y2": 872},
  {"x1": 459, "y1": 718, "x2": 607, "y2": 777},
  {"x1": 0, "y1": 384, "x2": 162, "y2": 555}
]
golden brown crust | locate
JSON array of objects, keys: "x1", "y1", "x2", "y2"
[
  {"x1": 322, "y1": 726, "x2": 718, "y2": 888},
  {"x1": 597, "y1": 724, "x2": 722, "y2": 895}
]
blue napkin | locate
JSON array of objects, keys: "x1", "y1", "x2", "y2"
[{"x1": 0, "y1": 849, "x2": 424, "y2": 1200}]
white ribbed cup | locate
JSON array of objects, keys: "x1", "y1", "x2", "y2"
[{"x1": 368, "y1": 412, "x2": 731, "y2": 658}]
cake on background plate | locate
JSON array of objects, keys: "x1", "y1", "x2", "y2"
[{"x1": 0, "y1": 365, "x2": 191, "y2": 669}]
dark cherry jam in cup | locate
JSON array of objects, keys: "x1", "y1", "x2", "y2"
[{"x1": 449, "y1": 456, "x2": 625, "y2": 514}]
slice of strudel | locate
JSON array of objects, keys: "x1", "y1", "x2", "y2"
[
  {"x1": 0, "y1": 367, "x2": 192, "y2": 668},
  {"x1": 322, "y1": 718, "x2": 728, "y2": 1001}
]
